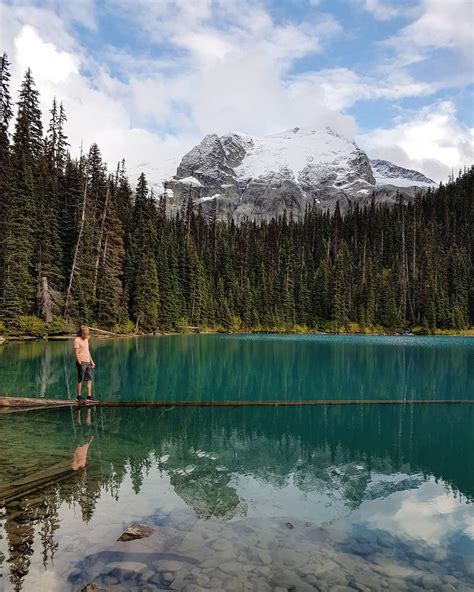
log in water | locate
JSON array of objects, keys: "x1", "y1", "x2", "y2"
[
  {"x1": 0, "y1": 461, "x2": 77, "y2": 504},
  {"x1": 1, "y1": 396, "x2": 474, "y2": 409}
]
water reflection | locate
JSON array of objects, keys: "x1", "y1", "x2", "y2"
[
  {"x1": 0, "y1": 335, "x2": 473, "y2": 401},
  {"x1": 0, "y1": 404, "x2": 473, "y2": 590}
]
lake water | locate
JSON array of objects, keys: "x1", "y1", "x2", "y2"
[
  {"x1": 0, "y1": 335, "x2": 473, "y2": 592},
  {"x1": 0, "y1": 334, "x2": 473, "y2": 401}
]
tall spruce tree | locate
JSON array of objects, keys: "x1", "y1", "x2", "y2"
[
  {"x1": 0, "y1": 53, "x2": 13, "y2": 303},
  {"x1": 1, "y1": 69, "x2": 43, "y2": 320}
]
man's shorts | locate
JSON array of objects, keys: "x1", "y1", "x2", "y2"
[{"x1": 76, "y1": 361, "x2": 92, "y2": 382}]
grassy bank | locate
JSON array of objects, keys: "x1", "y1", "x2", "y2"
[{"x1": 1, "y1": 316, "x2": 473, "y2": 342}]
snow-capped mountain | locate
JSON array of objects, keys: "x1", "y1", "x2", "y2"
[
  {"x1": 163, "y1": 127, "x2": 437, "y2": 222},
  {"x1": 370, "y1": 159, "x2": 437, "y2": 189}
]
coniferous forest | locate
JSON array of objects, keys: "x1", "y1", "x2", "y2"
[{"x1": 0, "y1": 57, "x2": 473, "y2": 335}]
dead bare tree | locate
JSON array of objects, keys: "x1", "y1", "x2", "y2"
[
  {"x1": 64, "y1": 164, "x2": 88, "y2": 317},
  {"x1": 37, "y1": 276, "x2": 62, "y2": 323}
]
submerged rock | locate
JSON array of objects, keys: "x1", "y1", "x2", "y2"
[
  {"x1": 117, "y1": 523, "x2": 155, "y2": 541},
  {"x1": 80, "y1": 584, "x2": 106, "y2": 592}
]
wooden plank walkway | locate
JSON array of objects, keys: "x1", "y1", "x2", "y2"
[{"x1": 1, "y1": 396, "x2": 473, "y2": 409}]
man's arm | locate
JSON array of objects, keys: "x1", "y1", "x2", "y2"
[{"x1": 73, "y1": 339, "x2": 81, "y2": 364}]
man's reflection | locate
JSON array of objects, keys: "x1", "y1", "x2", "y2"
[{"x1": 72, "y1": 407, "x2": 94, "y2": 471}]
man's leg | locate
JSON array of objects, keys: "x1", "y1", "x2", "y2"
[
  {"x1": 86, "y1": 377, "x2": 92, "y2": 399},
  {"x1": 76, "y1": 380, "x2": 82, "y2": 399}
]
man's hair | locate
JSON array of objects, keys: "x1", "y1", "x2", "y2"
[{"x1": 77, "y1": 325, "x2": 89, "y2": 338}]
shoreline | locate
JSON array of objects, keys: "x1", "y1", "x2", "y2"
[{"x1": 1, "y1": 327, "x2": 473, "y2": 344}]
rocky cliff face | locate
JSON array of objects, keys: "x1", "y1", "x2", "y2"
[
  {"x1": 370, "y1": 159, "x2": 436, "y2": 187},
  {"x1": 164, "y1": 127, "x2": 436, "y2": 222}
]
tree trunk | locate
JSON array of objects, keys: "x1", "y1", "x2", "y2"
[
  {"x1": 64, "y1": 166, "x2": 88, "y2": 317},
  {"x1": 93, "y1": 181, "x2": 110, "y2": 299}
]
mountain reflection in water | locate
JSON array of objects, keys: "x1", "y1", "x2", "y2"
[{"x1": 0, "y1": 404, "x2": 473, "y2": 591}]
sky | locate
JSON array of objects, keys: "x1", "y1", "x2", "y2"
[{"x1": 0, "y1": 0, "x2": 473, "y2": 185}]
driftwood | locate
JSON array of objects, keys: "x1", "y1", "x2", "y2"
[
  {"x1": 87, "y1": 326, "x2": 123, "y2": 337},
  {"x1": 0, "y1": 461, "x2": 77, "y2": 504}
]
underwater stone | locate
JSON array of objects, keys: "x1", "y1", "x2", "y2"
[
  {"x1": 117, "y1": 523, "x2": 155, "y2": 541},
  {"x1": 80, "y1": 584, "x2": 106, "y2": 592},
  {"x1": 219, "y1": 560, "x2": 243, "y2": 575},
  {"x1": 257, "y1": 549, "x2": 272, "y2": 565}
]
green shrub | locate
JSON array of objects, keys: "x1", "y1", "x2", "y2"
[
  {"x1": 47, "y1": 316, "x2": 74, "y2": 335},
  {"x1": 228, "y1": 315, "x2": 242, "y2": 332},
  {"x1": 291, "y1": 324, "x2": 309, "y2": 334},
  {"x1": 412, "y1": 325, "x2": 429, "y2": 335},
  {"x1": 118, "y1": 320, "x2": 136, "y2": 334},
  {"x1": 0, "y1": 320, "x2": 5, "y2": 334},
  {"x1": 15, "y1": 315, "x2": 47, "y2": 337},
  {"x1": 175, "y1": 318, "x2": 190, "y2": 334}
]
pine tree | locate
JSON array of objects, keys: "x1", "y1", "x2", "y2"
[
  {"x1": 130, "y1": 175, "x2": 159, "y2": 331},
  {"x1": 0, "y1": 69, "x2": 43, "y2": 319},
  {"x1": 0, "y1": 53, "x2": 13, "y2": 300}
]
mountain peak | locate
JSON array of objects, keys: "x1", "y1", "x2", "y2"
[
  {"x1": 163, "y1": 127, "x2": 435, "y2": 222},
  {"x1": 370, "y1": 159, "x2": 437, "y2": 188}
]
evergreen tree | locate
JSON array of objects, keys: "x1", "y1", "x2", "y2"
[{"x1": 1, "y1": 69, "x2": 43, "y2": 318}]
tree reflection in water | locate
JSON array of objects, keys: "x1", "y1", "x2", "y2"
[{"x1": 0, "y1": 403, "x2": 473, "y2": 590}]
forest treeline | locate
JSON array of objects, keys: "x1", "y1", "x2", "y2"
[{"x1": 0, "y1": 57, "x2": 473, "y2": 334}]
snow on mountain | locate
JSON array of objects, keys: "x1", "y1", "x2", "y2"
[
  {"x1": 370, "y1": 159, "x2": 437, "y2": 189},
  {"x1": 159, "y1": 126, "x2": 436, "y2": 222},
  {"x1": 235, "y1": 127, "x2": 360, "y2": 180}
]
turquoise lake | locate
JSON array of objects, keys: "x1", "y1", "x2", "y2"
[
  {"x1": 0, "y1": 335, "x2": 473, "y2": 591},
  {"x1": 0, "y1": 334, "x2": 473, "y2": 401}
]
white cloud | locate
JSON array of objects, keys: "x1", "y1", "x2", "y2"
[
  {"x1": 386, "y1": 0, "x2": 474, "y2": 56},
  {"x1": 291, "y1": 67, "x2": 437, "y2": 111},
  {"x1": 359, "y1": 101, "x2": 474, "y2": 182},
  {"x1": 363, "y1": 0, "x2": 399, "y2": 20},
  {"x1": 14, "y1": 25, "x2": 78, "y2": 85}
]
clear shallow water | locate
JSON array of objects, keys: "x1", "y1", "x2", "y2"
[
  {"x1": 0, "y1": 403, "x2": 473, "y2": 592},
  {"x1": 0, "y1": 334, "x2": 473, "y2": 401}
]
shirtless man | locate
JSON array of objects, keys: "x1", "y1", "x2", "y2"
[{"x1": 73, "y1": 326, "x2": 96, "y2": 402}]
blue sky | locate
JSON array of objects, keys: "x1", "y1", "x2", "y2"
[{"x1": 0, "y1": 0, "x2": 472, "y2": 183}]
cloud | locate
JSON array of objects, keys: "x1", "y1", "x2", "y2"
[
  {"x1": 359, "y1": 101, "x2": 474, "y2": 182},
  {"x1": 14, "y1": 25, "x2": 78, "y2": 84},
  {"x1": 291, "y1": 67, "x2": 437, "y2": 111},
  {"x1": 363, "y1": 0, "x2": 399, "y2": 20},
  {"x1": 386, "y1": 0, "x2": 474, "y2": 56}
]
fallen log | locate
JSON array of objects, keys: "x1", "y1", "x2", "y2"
[
  {"x1": 0, "y1": 396, "x2": 99, "y2": 409},
  {"x1": 0, "y1": 461, "x2": 78, "y2": 504},
  {"x1": 1, "y1": 396, "x2": 473, "y2": 411},
  {"x1": 96, "y1": 399, "x2": 474, "y2": 407},
  {"x1": 87, "y1": 327, "x2": 123, "y2": 337}
]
